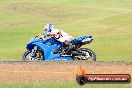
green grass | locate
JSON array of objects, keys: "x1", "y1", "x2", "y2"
[
  {"x1": 0, "y1": 82, "x2": 131, "y2": 88},
  {"x1": 0, "y1": 0, "x2": 132, "y2": 61}
]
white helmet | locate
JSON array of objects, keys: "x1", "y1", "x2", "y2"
[{"x1": 44, "y1": 23, "x2": 55, "y2": 35}]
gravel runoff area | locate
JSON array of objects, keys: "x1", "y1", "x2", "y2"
[{"x1": 0, "y1": 61, "x2": 131, "y2": 83}]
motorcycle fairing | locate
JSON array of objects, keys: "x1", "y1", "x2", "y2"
[
  {"x1": 73, "y1": 36, "x2": 92, "y2": 44},
  {"x1": 26, "y1": 37, "x2": 73, "y2": 61}
]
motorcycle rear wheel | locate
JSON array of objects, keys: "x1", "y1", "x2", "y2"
[{"x1": 75, "y1": 48, "x2": 96, "y2": 61}]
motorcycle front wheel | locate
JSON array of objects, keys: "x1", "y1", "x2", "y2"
[{"x1": 22, "y1": 50, "x2": 43, "y2": 61}]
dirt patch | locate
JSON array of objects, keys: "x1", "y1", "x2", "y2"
[{"x1": 0, "y1": 61, "x2": 132, "y2": 83}]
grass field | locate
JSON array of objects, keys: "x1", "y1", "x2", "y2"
[
  {"x1": 0, "y1": 0, "x2": 132, "y2": 61},
  {"x1": 0, "y1": 0, "x2": 132, "y2": 87},
  {"x1": 0, "y1": 82, "x2": 131, "y2": 88}
]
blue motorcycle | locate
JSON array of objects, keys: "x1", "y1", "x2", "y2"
[{"x1": 22, "y1": 34, "x2": 96, "y2": 61}]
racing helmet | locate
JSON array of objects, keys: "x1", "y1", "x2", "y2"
[{"x1": 44, "y1": 23, "x2": 55, "y2": 35}]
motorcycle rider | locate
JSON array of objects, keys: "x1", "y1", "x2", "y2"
[{"x1": 43, "y1": 23, "x2": 74, "y2": 54}]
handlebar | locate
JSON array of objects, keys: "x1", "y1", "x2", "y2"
[
  {"x1": 34, "y1": 34, "x2": 42, "y2": 38},
  {"x1": 34, "y1": 34, "x2": 50, "y2": 40}
]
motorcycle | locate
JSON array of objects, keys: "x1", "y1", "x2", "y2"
[{"x1": 22, "y1": 34, "x2": 96, "y2": 61}]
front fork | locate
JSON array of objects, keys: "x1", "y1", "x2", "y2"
[{"x1": 30, "y1": 46, "x2": 38, "y2": 57}]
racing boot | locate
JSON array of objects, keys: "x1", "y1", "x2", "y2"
[{"x1": 65, "y1": 43, "x2": 75, "y2": 54}]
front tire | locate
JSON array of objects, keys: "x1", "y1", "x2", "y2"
[{"x1": 22, "y1": 50, "x2": 43, "y2": 61}]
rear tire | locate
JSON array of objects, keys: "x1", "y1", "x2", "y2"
[{"x1": 77, "y1": 48, "x2": 96, "y2": 61}]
